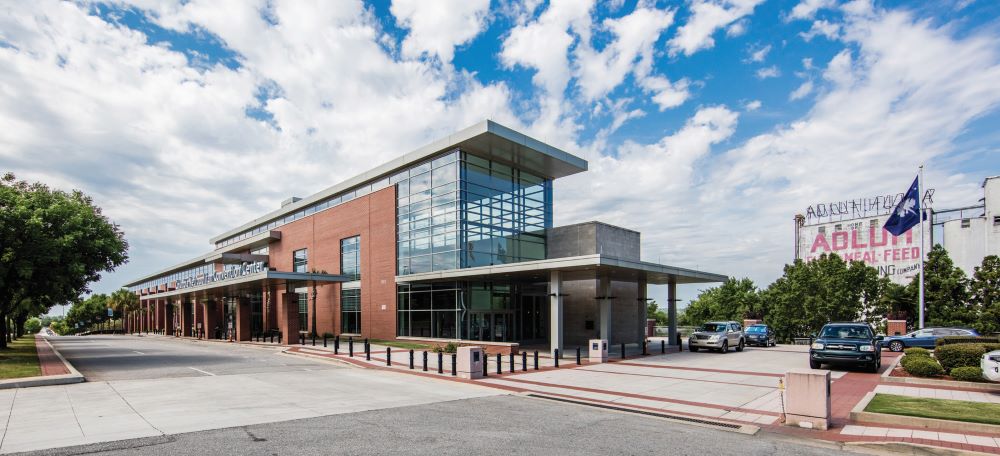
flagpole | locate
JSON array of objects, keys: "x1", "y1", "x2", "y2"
[{"x1": 918, "y1": 165, "x2": 925, "y2": 330}]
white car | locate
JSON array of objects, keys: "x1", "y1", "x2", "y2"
[{"x1": 983, "y1": 350, "x2": 1000, "y2": 382}]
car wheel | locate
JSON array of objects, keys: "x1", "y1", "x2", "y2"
[
  {"x1": 736, "y1": 339, "x2": 744, "y2": 352},
  {"x1": 689, "y1": 346, "x2": 698, "y2": 352},
  {"x1": 770, "y1": 340, "x2": 776, "y2": 347},
  {"x1": 889, "y1": 341, "x2": 904, "y2": 352},
  {"x1": 720, "y1": 341, "x2": 728, "y2": 353},
  {"x1": 868, "y1": 361, "x2": 879, "y2": 373},
  {"x1": 810, "y1": 360, "x2": 821, "y2": 369}
]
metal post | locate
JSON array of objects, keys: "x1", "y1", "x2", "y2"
[
  {"x1": 335, "y1": 335, "x2": 340, "y2": 354},
  {"x1": 554, "y1": 349, "x2": 559, "y2": 368},
  {"x1": 323, "y1": 335, "x2": 327, "y2": 347},
  {"x1": 533, "y1": 351, "x2": 539, "y2": 370},
  {"x1": 312, "y1": 333, "x2": 316, "y2": 346},
  {"x1": 642, "y1": 340, "x2": 647, "y2": 356},
  {"x1": 349, "y1": 337, "x2": 354, "y2": 357},
  {"x1": 918, "y1": 165, "x2": 926, "y2": 329},
  {"x1": 522, "y1": 352, "x2": 527, "y2": 371},
  {"x1": 422, "y1": 351, "x2": 428, "y2": 372},
  {"x1": 409, "y1": 349, "x2": 414, "y2": 369},
  {"x1": 300, "y1": 333, "x2": 304, "y2": 346},
  {"x1": 451, "y1": 353, "x2": 457, "y2": 376},
  {"x1": 576, "y1": 346, "x2": 581, "y2": 365},
  {"x1": 483, "y1": 355, "x2": 488, "y2": 377},
  {"x1": 496, "y1": 353, "x2": 501, "y2": 375},
  {"x1": 438, "y1": 352, "x2": 443, "y2": 374},
  {"x1": 365, "y1": 341, "x2": 371, "y2": 361},
  {"x1": 661, "y1": 340, "x2": 665, "y2": 354},
  {"x1": 621, "y1": 343, "x2": 625, "y2": 359},
  {"x1": 386, "y1": 347, "x2": 391, "y2": 366},
  {"x1": 509, "y1": 352, "x2": 514, "y2": 373}
]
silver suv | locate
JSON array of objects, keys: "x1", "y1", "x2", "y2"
[{"x1": 688, "y1": 321, "x2": 745, "y2": 353}]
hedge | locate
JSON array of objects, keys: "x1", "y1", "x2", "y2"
[
  {"x1": 950, "y1": 366, "x2": 985, "y2": 382},
  {"x1": 935, "y1": 343, "x2": 1000, "y2": 373},
  {"x1": 901, "y1": 355, "x2": 944, "y2": 377},
  {"x1": 935, "y1": 336, "x2": 1000, "y2": 347},
  {"x1": 903, "y1": 347, "x2": 930, "y2": 357}
]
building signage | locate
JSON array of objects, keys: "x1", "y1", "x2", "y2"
[
  {"x1": 804, "y1": 190, "x2": 934, "y2": 225},
  {"x1": 176, "y1": 261, "x2": 267, "y2": 290},
  {"x1": 796, "y1": 216, "x2": 930, "y2": 284}
]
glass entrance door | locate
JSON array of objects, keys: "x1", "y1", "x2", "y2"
[{"x1": 519, "y1": 295, "x2": 547, "y2": 343}]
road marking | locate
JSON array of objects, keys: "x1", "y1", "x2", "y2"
[
  {"x1": 132, "y1": 351, "x2": 146, "y2": 355},
  {"x1": 188, "y1": 367, "x2": 216, "y2": 376}
]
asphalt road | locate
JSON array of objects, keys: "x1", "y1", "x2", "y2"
[
  {"x1": 15, "y1": 395, "x2": 864, "y2": 456},
  {"x1": 46, "y1": 335, "x2": 336, "y2": 381}
]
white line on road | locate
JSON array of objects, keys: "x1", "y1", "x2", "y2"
[
  {"x1": 133, "y1": 351, "x2": 145, "y2": 355},
  {"x1": 188, "y1": 367, "x2": 216, "y2": 376}
]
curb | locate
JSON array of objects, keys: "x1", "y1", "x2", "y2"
[
  {"x1": 0, "y1": 337, "x2": 84, "y2": 389},
  {"x1": 850, "y1": 391, "x2": 1000, "y2": 436},
  {"x1": 846, "y1": 440, "x2": 998, "y2": 456}
]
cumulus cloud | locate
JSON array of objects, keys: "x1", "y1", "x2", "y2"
[
  {"x1": 747, "y1": 43, "x2": 771, "y2": 62},
  {"x1": 500, "y1": 0, "x2": 593, "y2": 97},
  {"x1": 390, "y1": 0, "x2": 491, "y2": 64},
  {"x1": 744, "y1": 99, "x2": 762, "y2": 111},
  {"x1": 789, "y1": 80, "x2": 814, "y2": 100},
  {"x1": 787, "y1": 0, "x2": 836, "y2": 21},
  {"x1": 669, "y1": 0, "x2": 765, "y2": 56},
  {"x1": 756, "y1": 65, "x2": 781, "y2": 79}
]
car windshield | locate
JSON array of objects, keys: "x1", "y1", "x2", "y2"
[
  {"x1": 700, "y1": 323, "x2": 727, "y2": 332},
  {"x1": 746, "y1": 326, "x2": 766, "y2": 334},
  {"x1": 820, "y1": 326, "x2": 871, "y2": 339}
]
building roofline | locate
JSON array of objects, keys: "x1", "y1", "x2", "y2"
[{"x1": 208, "y1": 120, "x2": 587, "y2": 245}]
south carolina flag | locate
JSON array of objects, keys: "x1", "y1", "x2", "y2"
[{"x1": 883, "y1": 176, "x2": 922, "y2": 236}]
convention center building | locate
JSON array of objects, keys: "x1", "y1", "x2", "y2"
[{"x1": 124, "y1": 121, "x2": 726, "y2": 354}]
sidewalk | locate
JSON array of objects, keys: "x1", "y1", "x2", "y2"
[{"x1": 0, "y1": 336, "x2": 83, "y2": 390}]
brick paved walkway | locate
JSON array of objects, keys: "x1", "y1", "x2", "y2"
[{"x1": 35, "y1": 335, "x2": 70, "y2": 376}]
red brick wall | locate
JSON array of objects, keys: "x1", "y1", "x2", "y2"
[{"x1": 268, "y1": 186, "x2": 397, "y2": 339}]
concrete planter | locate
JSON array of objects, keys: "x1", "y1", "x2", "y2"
[
  {"x1": 851, "y1": 391, "x2": 1000, "y2": 436},
  {"x1": 881, "y1": 355, "x2": 1000, "y2": 391}
]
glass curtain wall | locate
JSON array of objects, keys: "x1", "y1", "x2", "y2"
[
  {"x1": 340, "y1": 288, "x2": 361, "y2": 334},
  {"x1": 297, "y1": 292, "x2": 308, "y2": 335},
  {"x1": 341, "y1": 237, "x2": 360, "y2": 280},
  {"x1": 396, "y1": 282, "x2": 461, "y2": 339}
]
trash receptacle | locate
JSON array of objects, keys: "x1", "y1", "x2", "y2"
[
  {"x1": 457, "y1": 346, "x2": 484, "y2": 379},
  {"x1": 589, "y1": 339, "x2": 608, "y2": 363}
]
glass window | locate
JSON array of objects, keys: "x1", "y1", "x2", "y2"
[
  {"x1": 341, "y1": 288, "x2": 361, "y2": 334},
  {"x1": 293, "y1": 249, "x2": 308, "y2": 273},
  {"x1": 298, "y1": 292, "x2": 309, "y2": 334},
  {"x1": 341, "y1": 236, "x2": 360, "y2": 280}
]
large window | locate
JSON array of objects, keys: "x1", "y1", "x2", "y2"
[
  {"x1": 396, "y1": 282, "x2": 460, "y2": 339},
  {"x1": 297, "y1": 292, "x2": 308, "y2": 334},
  {"x1": 341, "y1": 236, "x2": 360, "y2": 280},
  {"x1": 293, "y1": 249, "x2": 308, "y2": 273},
  {"x1": 341, "y1": 288, "x2": 361, "y2": 334}
]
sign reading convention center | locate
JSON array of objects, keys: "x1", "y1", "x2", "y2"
[{"x1": 176, "y1": 261, "x2": 267, "y2": 289}]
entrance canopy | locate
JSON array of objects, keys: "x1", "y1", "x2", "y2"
[
  {"x1": 141, "y1": 270, "x2": 352, "y2": 301},
  {"x1": 395, "y1": 254, "x2": 727, "y2": 285}
]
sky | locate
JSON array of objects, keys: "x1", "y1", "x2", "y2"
[{"x1": 2, "y1": 0, "x2": 1000, "y2": 312}]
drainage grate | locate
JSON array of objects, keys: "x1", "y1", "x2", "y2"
[{"x1": 526, "y1": 394, "x2": 743, "y2": 430}]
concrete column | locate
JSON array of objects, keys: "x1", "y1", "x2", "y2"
[
  {"x1": 279, "y1": 292, "x2": 300, "y2": 346},
  {"x1": 549, "y1": 270, "x2": 564, "y2": 357},
  {"x1": 164, "y1": 302, "x2": 174, "y2": 336},
  {"x1": 193, "y1": 299, "x2": 202, "y2": 338},
  {"x1": 202, "y1": 299, "x2": 219, "y2": 339},
  {"x1": 181, "y1": 301, "x2": 192, "y2": 337},
  {"x1": 667, "y1": 280, "x2": 677, "y2": 345},
  {"x1": 155, "y1": 300, "x2": 165, "y2": 333},
  {"x1": 637, "y1": 278, "x2": 647, "y2": 341},
  {"x1": 236, "y1": 297, "x2": 251, "y2": 341},
  {"x1": 598, "y1": 275, "x2": 611, "y2": 342}
]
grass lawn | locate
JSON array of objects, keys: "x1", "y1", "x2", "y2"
[
  {"x1": 0, "y1": 337, "x2": 41, "y2": 380},
  {"x1": 369, "y1": 339, "x2": 434, "y2": 350},
  {"x1": 865, "y1": 393, "x2": 1000, "y2": 426}
]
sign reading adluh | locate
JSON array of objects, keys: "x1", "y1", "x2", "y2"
[
  {"x1": 804, "y1": 189, "x2": 934, "y2": 225},
  {"x1": 796, "y1": 216, "x2": 929, "y2": 284},
  {"x1": 176, "y1": 261, "x2": 267, "y2": 290}
]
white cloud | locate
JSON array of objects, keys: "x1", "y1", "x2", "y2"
[
  {"x1": 744, "y1": 99, "x2": 762, "y2": 111},
  {"x1": 640, "y1": 76, "x2": 692, "y2": 110},
  {"x1": 500, "y1": 0, "x2": 594, "y2": 97},
  {"x1": 787, "y1": 0, "x2": 836, "y2": 21},
  {"x1": 748, "y1": 44, "x2": 771, "y2": 62},
  {"x1": 726, "y1": 18, "x2": 748, "y2": 37},
  {"x1": 756, "y1": 65, "x2": 780, "y2": 79},
  {"x1": 669, "y1": 0, "x2": 765, "y2": 56},
  {"x1": 390, "y1": 0, "x2": 491, "y2": 64},
  {"x1": 789, "y1": 80, "x2": 814, "y2": 100},
  {"x1": 800, "y1": 19, "x2": 841, "y2": 41}
]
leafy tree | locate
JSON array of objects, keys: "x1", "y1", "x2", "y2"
[
  {"x1": 646, "y1": 300, "x2": 668, "y2": 326},
  {"x1": 761, "y1": 254, "x2": 880, "y2": 342},
  {"x1": 918, "y1": 244, "x2": 975, "y2": 328},
  {"x1": 682, "y1": 278, "x2": 761, "y2": 325},
  {"x1": 24, "y1": 317, "x2": 41, "y2": 334},
  {"x1": 108, "y1": 288, "x2": 139, "y2": 333},
  {"x1": 0, "y1": 173, "x2": 127, "y2": 347},
  {"x1": 969, "y1": 255, "x2": 1000, "y2": 335}
]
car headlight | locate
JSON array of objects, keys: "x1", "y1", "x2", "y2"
[
  {"x1": 811, "y1": 342, "x2": 824, "y2": 350},
  {"x1": 859, "y1": 345, "x2": 874, "y2": 352},
  {"x1": 709, "y1": 335, "x2": 720, "y2": 342}
]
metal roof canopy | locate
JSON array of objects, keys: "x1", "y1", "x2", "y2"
[
  {"x1": 209, "y1": 120, "x2": 587, "y2": 245},
  {"x1": 395, "y1": 254, "x2": 728, "y2": 285},
  {"x1": 139, "y1": 271, "x2": 352, "y2": 301}
]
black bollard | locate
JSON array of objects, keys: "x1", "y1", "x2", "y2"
[
  {"x1": 386, "y1": 347, "x2": 391, "y2": 366},
  {"x1": 533, "y1": 351, "x2": 539, "y2": 370},
  {"x1": 643, "y1": 340, "x2": 647, "y2": 356},
  {"x1": 349, "y1": 337, "x2": 354, "y2": 357},
  {"x1": 554, "y1": 349, "x2": 559, "y2": 368},
  {"x1": 451, "y1": 353, "x2": 457, "y2": 376},
  {"x1": 509, "y1": 352, "x2": 514, "y2": 373},
  {"x1": 621, "y1": 343, "x2": 625, "y2": 359},
  {"x1": 496, "y1": 353, "x2": 501, "y2": 375},
  {"x1": 365, "y1": 341, "x2": 371, "y2": 361},
  {"x1": 438, "y1": 352, "x2": 443, "y2": 374},
  {"x1": 422, "y1": 351, "x2": 428, "y2": 372},
  {"x1": 300, "y1": 333, "x2": 304, "y2": 346},
  {"x1": 522, "y1": 352, "x2": 527, "y2": 371},
  {"x1": 576, "y1": 346, "x2": 581, "y2": 365},
  {"x1": 409, "y1": 349, "x2": 414, "y2": 369},
  {"x1": 335, "y1": 335, "x2": 340, "y2": 354},
  {"x1": 661, "y1": 339, "x2": 665, "y2": 354},
  {"x1": 676, "y1": 332, "x2": 682, "y2": 347},
  {"x1": 483, "y1": 354, "x2": 488, "y2": 377},
  {"x1": 312, "y1": 333, "x2": 316, "y2": 346},
  {"x1": 323, "y1": 335, "x2": 327, "y2": 348}
]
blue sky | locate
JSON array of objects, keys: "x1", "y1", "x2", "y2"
[{"x1": 1, "y1": 0, "x2": 999, "y2": 310}]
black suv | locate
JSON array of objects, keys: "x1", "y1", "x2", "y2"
[{"x1": 809, "y1": 322, "x2": 883, "y2": 373}]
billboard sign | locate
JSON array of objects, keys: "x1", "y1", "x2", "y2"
[{"x1": 796, "y1": 216, "x2": 929, "y2": 284}]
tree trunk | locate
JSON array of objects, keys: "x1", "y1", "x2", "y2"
[
  {"x1": 14, "y1": 314, "x2": 26, "y2": 339},
  {"x1": 0, "y1": 313, "x2": 8, "y2": 348}
]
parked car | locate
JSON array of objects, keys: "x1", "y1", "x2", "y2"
[
  {"x1": 745, "y1": 324, "x2": 776, "y2": 347},
  {"x1": 983, "y1": 350, "x2": 1000, "y2": 383},
  {"x1": 880, "y1": 327, "x2": 980, "y2": 352},
  {"x1": 809, "y1": 322, "x2": 883, "y2": 373},
  {"x1": 688, "y1": 321, "x2": 745, "y2": 353}
]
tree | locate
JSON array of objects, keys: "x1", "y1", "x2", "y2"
[
  {"x1": 0, "y1": 173, "x2": 128, "y2": 347},
  {"x1": 24, "y1": 317, "x2": 41, "y2": 334},
  {"x1": 108, "y1": 288, "x2": 139, "y2": 333},
  {"x1": 918, "y1": 244, "x2": 974, "y2": 328},
  {"x1": 761, "y1": 254, "x2": 881, "y2": 342},
  {"x1": 646, "y1": 300, "x2": 668, "y2": 326},
  {"x1": 969, "y1": 255, "x2": 1000, "y2": 335},
  {"x1": 682, "y1": 278, "x2": 762, "y2": 325}
]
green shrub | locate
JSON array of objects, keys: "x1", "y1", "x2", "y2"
[
  {"x1": 935, "y1": 344, "x2": 997, "y2": 372},
  {"x1": 935, "y1": 336, "x2": 1000, "y2": 347},
  {"x1": 901, "y1": 355, "x2": 944, "y2": 377},
  {"x1": 903, "y1": 347, "x2": 930, "y2": 357},
  {"x1": 950, "y1": 366, "x2": 985, "y2": 382}
]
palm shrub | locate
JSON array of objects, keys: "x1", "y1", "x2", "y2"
[{"x1": 950, "y1": 366, "x2": 985, "y2": 382}]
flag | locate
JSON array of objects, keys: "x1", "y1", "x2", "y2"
[{"x1": 883, "y1": 176, "x2": 921, "y2": 236}]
